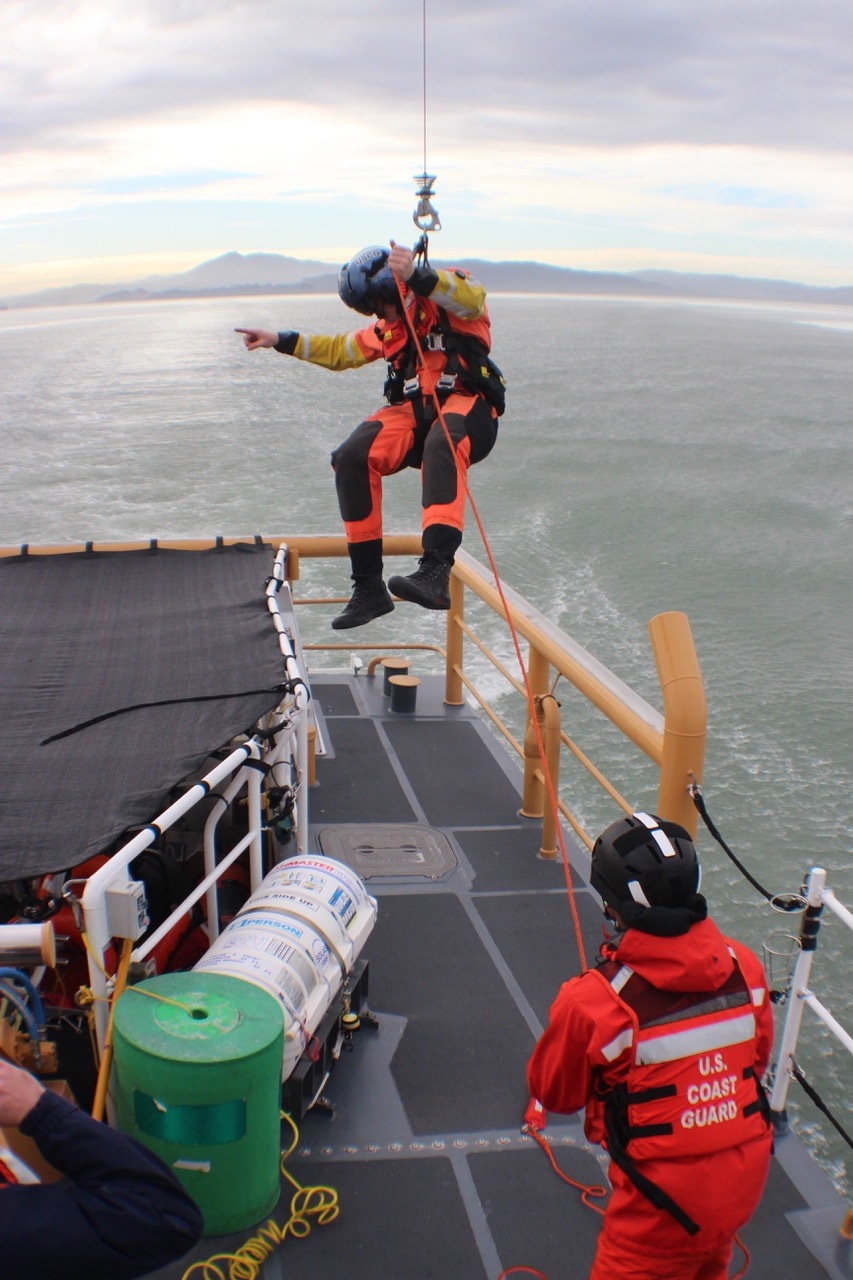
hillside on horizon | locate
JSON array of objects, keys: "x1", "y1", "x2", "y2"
[{"x1": 4, "y1": 250, "x2": 853, "y2": 310}]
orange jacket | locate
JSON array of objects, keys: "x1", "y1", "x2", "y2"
[
  {"x1": 527, "y1": 917, "x2": 773, "y2": 1159},
  {"x1": 280, "y1": 266, "x2": 493, "y2": 398}
]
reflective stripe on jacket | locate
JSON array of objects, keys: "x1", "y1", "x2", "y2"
[{"x1": 593, "y1": 951, "x2": 770, "y2": 1161}]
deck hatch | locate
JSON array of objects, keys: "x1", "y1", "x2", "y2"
[{"x1": 317, "y1": 823, "x2": 458, "y2": 879}]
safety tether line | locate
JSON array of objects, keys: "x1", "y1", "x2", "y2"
[{"x1": 393, "y1": 271, "x2": 588, "y2": 973}]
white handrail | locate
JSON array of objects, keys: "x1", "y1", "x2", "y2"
[
  {"x1": 768, "y1": 866, "x2": 853, "y2": 1116},
  {"x1": 79, "y1": 545, "x2": 313, "y2": 1056},
  {"x1": 81, "y1": 741, "x2": 263, "y2": 1049}
]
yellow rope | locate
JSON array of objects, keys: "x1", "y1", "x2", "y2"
[
  {"x1": 80, "y1": 930, "x2": 111, "y2": 979},
  {"x1": 123, "y1": 986, "x2": 197, "y2": 1014},
  {"x1": 91, "y1": 938, "x2": 133, "y2": 1121},
  {"x1": 180, "y1": 1113, "x2": 339, "y2": 1280}
]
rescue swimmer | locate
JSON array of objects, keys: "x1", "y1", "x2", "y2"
[
  {"x1": 527, "y1": 811, "x2": 774, "y2": 1280},
  {"x1": 236, "y1": 240, "x2": 505, "y2": 630}
]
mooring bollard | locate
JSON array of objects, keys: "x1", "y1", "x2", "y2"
[
  {"x1": 389, "y1": 674, "x2": 420, "y2": 713},
  {"x1": 381, "y1": 657, "x2": 410, "y2": 696}
]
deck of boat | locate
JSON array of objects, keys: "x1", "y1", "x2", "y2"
[{"x1": 151, "y1": 668, "x2": 849, "y2": 1280}]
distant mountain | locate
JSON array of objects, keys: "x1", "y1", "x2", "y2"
[
  {"x1": 2, "y1": 250, "x2": 852, "y2": 309},
  {"x1": 632, "y1": 269, "x2": 853, "y2": 306},
  {"x1": 133, "y1": 251, "x2": 341, "y2": 292}
]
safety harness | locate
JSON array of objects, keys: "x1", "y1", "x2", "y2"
[
  {"x1": 382, "y1": 299, "x2": 506, "y2": 417},
  {"x1": 594, "y1": 955, "x2": 770, "y2": 1236}
]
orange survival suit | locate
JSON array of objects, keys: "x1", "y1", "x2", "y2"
[
  {"x1": 273, "y1": 262, "x2": 502, "y2": 571},
  {"x1": 527, "y1": 915, "x2": 774, "y2": 1280}
]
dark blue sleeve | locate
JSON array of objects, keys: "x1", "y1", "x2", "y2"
[{"x1": 1, "y1": 1089, "x2": 202, "y2": 1280}]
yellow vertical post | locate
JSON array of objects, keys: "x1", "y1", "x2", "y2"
[
  {"x1": 444, "y1": 568, "x2": 465, "y2": 706},
  {"x1": 520, "y1": 646, "x2": 551, "y2": 817},
  {"x1": 537, "y1": 693, "x2": 562, "y2": 860},
  {"x1": 648, "y1": 611, "x2": 706, "y2": 838}
]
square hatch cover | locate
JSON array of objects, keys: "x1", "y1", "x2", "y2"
[{"x1": 317, "y1": 824, "x2": 458, "y2": 880}]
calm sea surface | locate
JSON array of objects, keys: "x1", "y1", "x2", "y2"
[{"x1": 1, "y1": 293, "x2": 851, "y2": 1189}]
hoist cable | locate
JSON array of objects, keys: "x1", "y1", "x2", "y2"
[{"x1": 421, "y1": 0, "x2": 428, "y2": 178}]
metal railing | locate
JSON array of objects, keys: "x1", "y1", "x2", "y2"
[
  {"x1": 9, "y1": 534, "x2": 705, "y2": 1051},
  {"x1": 78, "y1": 546, "x2": 311, "y2": 1056},
  {"x1": 768, "y1": 866, "x2": 853, "y2": 1117},
  {"x1": 280, "y1": 535, "x2": 707, "y2": 848}
]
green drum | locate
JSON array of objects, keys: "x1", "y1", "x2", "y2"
[{"x1": 113, "y1": 971, "x2": 283, "y2": 1236}]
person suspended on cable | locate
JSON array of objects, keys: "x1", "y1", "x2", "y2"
[
  {"x1": 527, "y1": 812, "x2": 774, "y2": 1280},
  {"x1": 236, "y1": 239, "x2": 506, "y2": 630}
]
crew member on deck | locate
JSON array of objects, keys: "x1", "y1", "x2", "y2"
[
  {"x1": 237, "y1": 240, "x2": 505, "y2": 630},
  {"x1": 527, "y1": 812, "x2": 774, "y2": 1280},
  {"x1": 0, "y1": 1057, "x2": 202, "y2": 1280}
]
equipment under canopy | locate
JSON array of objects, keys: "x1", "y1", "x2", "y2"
[{"x1": 0, "y1": 543, "x2": 287, "y2": 880}]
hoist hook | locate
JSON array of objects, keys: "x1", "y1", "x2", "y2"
[{"x1": 413, "y1": 172, "x2": 441, "y2": 232}]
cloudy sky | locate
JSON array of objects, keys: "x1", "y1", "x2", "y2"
[{"x1": 2, "y1": 0, "x2": 852, "y2": 295}]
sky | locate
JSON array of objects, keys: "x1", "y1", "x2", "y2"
[{"x1": 2, "y1": 0, "x2": 853, "y2": 297}]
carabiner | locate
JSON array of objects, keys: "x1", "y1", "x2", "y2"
[{"x1": 413, "y1": 172, "x2": 441, "y2": 232}]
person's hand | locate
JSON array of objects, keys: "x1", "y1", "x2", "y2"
[
  {"x1": 0, "y1": 1058, "x2": 45, "y2": 1126},
  {"x1": 388, "y1": 241, "x2": 414, "y2": 282},
  {"x1": 234, "y1": 328, "x2": 278, "y2": 350}
]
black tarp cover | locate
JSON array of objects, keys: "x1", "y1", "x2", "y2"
[{"x1": 0, "y1": 544, "x2": 286, "y2": 880}]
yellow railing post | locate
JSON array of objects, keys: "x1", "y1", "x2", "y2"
[
  {"x1": 648, "y1": 611, "x2": 706, "y2": 837},
  {"x1": 537, "y1": 693, "x2": 562, "y2": 859},
  {"x1": 444, "y1": 567, "x2": 465, "y2": 706},
  {"x1": 521, "y1": 646, "x2": 551, "y2": 817}
]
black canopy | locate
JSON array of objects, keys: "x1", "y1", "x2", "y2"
[{"x1": 0, "y1": 544, "x2": 286, "y2": 880}]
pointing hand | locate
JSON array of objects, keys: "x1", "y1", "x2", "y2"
[{"x1": 234, "y1": 327, "x2": 278, "y2": 350}]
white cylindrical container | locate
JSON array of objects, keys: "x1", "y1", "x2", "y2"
[
  {"x1": 194, "y1": 855, "x2": 376, "y2": 1080},
  {"x1": 241, "y1": 856, "x2": 377, "y2": 972},
  {"x1": 0, "y1": 923, "x2": 56, "y2": 967}
]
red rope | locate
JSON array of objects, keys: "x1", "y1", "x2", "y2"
[
  {"x1": 525, "y1": 1126, "x2": 609, "y2": 1216},
  {"x1": 393, "y1": 271, "x2": 589, "y2": 972},
  {"x1": 731, "y1": 1233, "x2": 751, "y2": 1279},
  {"x1": 497, "y1": 1269, "x2": 548, "y2": 1279}
]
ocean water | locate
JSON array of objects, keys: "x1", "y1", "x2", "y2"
[{"x1": 1, "y1": 292, "x2": 851, "y2": 1191}]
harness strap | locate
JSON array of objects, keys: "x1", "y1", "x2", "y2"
[{"x1": 604, "y1": 1111, "x2": 701, "y2": 1236}]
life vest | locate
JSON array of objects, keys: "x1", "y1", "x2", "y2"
[
  {"x1": 380, "y1": 283, "x2": 506, "y2": 415},
  {"x1": 590, "y1": 950, "x2": 770, "y2": 1235},
  {"x1": 594, "y1": 950, "x2": 770, "y2": 1162}
]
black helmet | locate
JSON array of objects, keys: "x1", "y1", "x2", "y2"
[
  {"x1": 590, "y1": 812, "x2": 700, "y2": 912},
  {"x1": 338, "y1": 245, "x2": 398, "y2": 315}
]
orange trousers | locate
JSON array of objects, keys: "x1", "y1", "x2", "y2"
[
  {"x1": 330, "y1": 392, "x2": 497, "y2": 544},
  {"x1": 588, "y1": 1135, "x2": 771, "y2": 1280}
]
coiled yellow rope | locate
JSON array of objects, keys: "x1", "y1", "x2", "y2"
[{"x1": 181, "y1": 1111, "x2": 339, "y2": 1280}]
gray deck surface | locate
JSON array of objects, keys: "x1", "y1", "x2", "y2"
[{"x1": 150, "y1": 670, "x2": 850, "y2": 1280}]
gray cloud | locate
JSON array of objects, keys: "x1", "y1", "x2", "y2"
[{"x1": 3, "y1": 0, "x2": 852, "y2": 157}]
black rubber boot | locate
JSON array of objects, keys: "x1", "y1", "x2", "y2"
[
  {"x1": 388, "y1": 553, "x2": 452, "y2": 610},
  {"x1": 331, "y1": 576, "x2": 395, "y2": 630}
]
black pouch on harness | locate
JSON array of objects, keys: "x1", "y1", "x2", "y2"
[
  {"x1": 453, "y1": 337, "x2": 507, "y2": 416},
  {"x1": 435, "y1": 318, "x2": 507, "y2": 417},
  {"x1": 467, "y1": 350, "x2": 507, "y2": 417}
]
